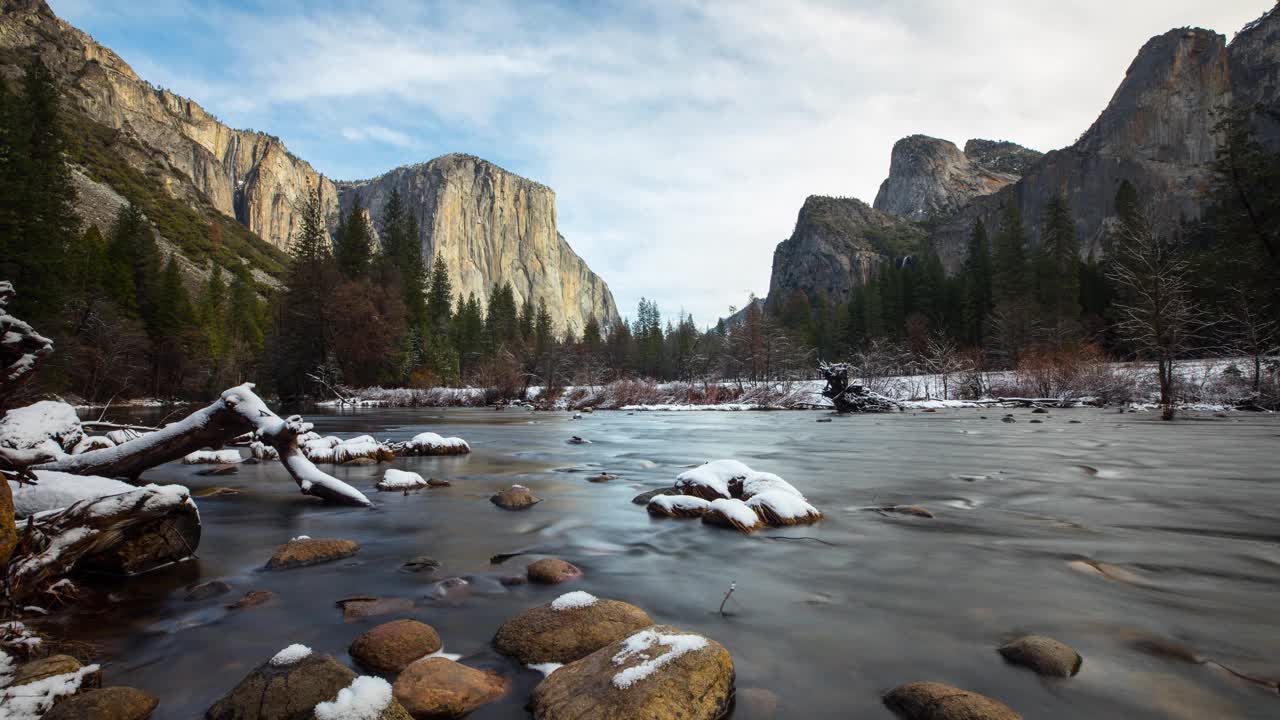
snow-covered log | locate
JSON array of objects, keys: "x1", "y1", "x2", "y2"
[
  {"x1": 36, "y1": 385, "x2": 370, "y2": 507},
  {"x1": 819, "y1": 362, "x2": 901, "y2": 413}
]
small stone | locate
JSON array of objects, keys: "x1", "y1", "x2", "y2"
[
  {"x1": 402, "y1": 556, "x2": 440, "y2": 573},
  {"x1": 265, "y1": 538, "x2": 359, "y2": 570},
  {"x1": 392, "y1": 658, "x2": 507, "y2": 719},
  {"x1": 195, "y1": 464, "x2": 239, "y2": 476},
  {"x1": 184, "y1": 580, "x2": 232, "y2": 602},
  {"x1": 527, "y1": 558, "x2": 582, "y2": 584},
  {"x1": 42, "y1": 687, "x2": 159, "y2": 720},
  {"x1": 426, "y1": 577, "x2": 472, "y2": 604},
  {"x1": 490, "y1": 485, "x2": 541, "y2": 510},
  {"x1": 567, "y1": 436, "x2": 590, "y2": 445},
  {"x1": 426, "y1": 477, "x2": 451, "y2": 487},
  {"x1": 499, "y1": 575, "x2": 527, "y2": 587},
  {"x1": 1069, "y1": 419, "x2": 1082, "y2": 424},
  {"x1": 227, "y1": 590, "x2": 274, "y2": 609},
  {"x1": 350, "y1": 619, "x2": 443, "y2": 674},
  {"x1": 338, "y1": 597, "x2": 415, "y2": 622},
  {"x1": 1001, "y1": 416, "x2": 1016, "y2": 423},
  {"x1": 883, "y1": 682, "x2": 1021, "y2": 720},
  {"x1": 587, "y1": 473, "x2": 618, "y2": 483},
  {"x1": 10, "y1": 655, "x2": 98, "y2": 689},
  {"x1": 1030, "y1": 419, "x2": 1043, "y2": 424},
  {"x1": 816, "y1": 418, "x2": 832, "y2": 423},
  {"x1": 998, "y1": 635, "x2": 1082, "y2": 677},
  {"x1": 1032, "y1": 407, "x2": 1049, "y2": 414}
]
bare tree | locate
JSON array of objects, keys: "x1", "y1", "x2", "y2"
[
  {"x1": 1223, "y1": 284, "x2": 1279, "y2": 397},
  {"x1": 920, "y1": 332, "x2": 968, "y2": 400},
  {"x1": 1106, "y1": 218, "x2": 1209, "y2": 419}
]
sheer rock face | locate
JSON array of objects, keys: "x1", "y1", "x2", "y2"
[
  {"x1": 872, "y1": 135, "x2": 1023, "y2": 221},
  {"x1": 765, "y1": 196, "x2": 925, "y2": 307},
  {"x1": 1228, "y1": 5, "x2": 1280, "y2": 152},
  {"x1": 929, "y1": 27, "x2": 1231, "y2": 271},
  {"x1": 0, "y1": 0, "x2": 339, "y2": 250},
  {"x1": 337, "y1": 155, "x2": 619, "y2": 337}
]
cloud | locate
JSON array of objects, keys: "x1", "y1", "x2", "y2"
[{"x1": 55, "y1": 0, "x2": 1273, "y2": 326}]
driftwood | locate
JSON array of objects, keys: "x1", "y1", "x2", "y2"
[
  {"x1": 819, "y1": 362, "x2": 900, "y2": 413},
  {"x1": 36, "y1": 384, "x2": 370, "y2": 507}
]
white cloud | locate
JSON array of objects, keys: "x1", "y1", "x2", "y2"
[{"x1": 55, "y1": 0, "x2": 1272, "y2": 325}]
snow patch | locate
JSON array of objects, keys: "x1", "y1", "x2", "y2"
[
  {"x1": 610, "y1": 629, "x2": 709, "y2": 689},
  {"x1": 270, "y1": 644, "x2": 312, "y2": 666},
  {"x1": 0, "y1": 401, "x2": 82, "y2": 459},
  {"x1": 12, "y1": 471, "x2": 136, "y2": 518},
  {"x1": 377, "y1": 469, "x2": 426, "y2": 491},
  {"x1": 313, "y1": 675, "x2": 393, "y2": 720},
  {"x1": 407, "y1": 432, "x2": 469, "y2": 453},
  {"x1": 675, "y1": 459, "x2": 753, "y2": 499},
  {"x1": 527, "y1": 662, "x2": 563, "y2": 677},
  {"x1": 550, "y1": 591, "x2": 598, "y2": 611},
  {"x1": 182, "y1": 449, "x2": 242, "y2": 465},
  {"x1": 706, "y1": 498, "x2": 760, "y2": 529},
  {"x1": 0, "y1": 662, "x2": 101, "y2": 717},
  {"x1": 649, "y1": 495, "x2": 710, "y2": 513}
]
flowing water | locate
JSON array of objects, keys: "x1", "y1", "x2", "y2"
[{"x1": 52, "y1": 407, "x2": 1280, "y2": 719}]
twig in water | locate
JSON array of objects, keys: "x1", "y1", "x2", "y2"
[
  {"x1": 719, "y1": 582, "x2": 736, "y2": 616},
  {"x1": 762, "y1": 535, "x2": 842, "y2": 547}
]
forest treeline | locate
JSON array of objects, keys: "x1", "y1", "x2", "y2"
[{"x1": 2, "y1": 57, "x2": 1277, "y2": 408}]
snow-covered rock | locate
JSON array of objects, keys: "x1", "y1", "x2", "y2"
[
  {"x1": 674, "y1": 459, "x2": 753, "y2": 500},
  {"x1": 702, "y1": 498, "x2": 761, "y2": 533},
  {"x1": 10, "y1": 470, "x2": 158, "y2": 518},
  {"x1": 182, "y1": 449, "x2": 242, "y2": 465},
  {"x1": 646, "y1": 494, "x2": 710, "y2": 518},
  {"x1": 249, "y1": 441, "x2": 278, "y2": 461},
  {"x1": 377, "y1": 469, "x2": 427, "y2": 491},
  {"x1": 69, "y1": 435, "x2": 115, "y2": 455},
  {"x1": 403, "y1": 432, "x2": 470, "y2": 456},
  {"x1": 0, "y1": 400, "x2": 83, "y2": 460},
  {"x1": 746, "y1": 490, "x2": 822, "y2": 526}
]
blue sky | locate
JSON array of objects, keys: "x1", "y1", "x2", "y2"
[{"x1": 54, "y1": 0, "x2": 1268, "y2": 327}]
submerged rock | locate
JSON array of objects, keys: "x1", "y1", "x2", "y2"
[
  {"x1": 206, "y1": 651, "x2": 357, "y2": 720},
  {"x1": 998, "y1": 635, "x2": 1082, "y2": 677},
  {"x1": 869, "y1": 505, "x2": 935, "y2": 519},
  {"x1": 338, "y1": 597, "x2": 415, "y2": 622},
  {"x1": 530, "y1": 625, "x2": 734, "y2": 720},
  {"x1": 350, "y1": 619, "x2": 443, "y2": 674},
  {"x1": 227, "y1": 590, "x2": 273, "y2": 609},
  {"x1": 392, "y1": 658, "x2": 507, "y2": 719},
  {"x1": 402, "y1": 556, "x2": 441, "y2": 573},
  {"x1": 631, "y1": 487, "x2": 679, "y2": 505},
  {"x1": 494, "y1": 596, "x2": 653, "y2": 664},
  {"x1": 883, "y1": 682, "x2": 1022, "y2": 720},
  {"x1": 264, "y1": 538, "x2": 359, "y2": 570},
  {"x1": 184, "y1": 580, "x2": 232, "y2": 602},
  {"x1": 736, "y1": 687, "x2": 780, "y2": 720},
  {"x1": 426, "y1": 478, "x2": 451, "y2": 488},
  {"x1": 490, "y1": 485, "x2": 541, "y2": 510},
  {"x1": 43, "y1": 687, "x2": 159, "y2": 720},
  {"x1": 526, "y1": 558, "x2": 582, "y2": 585}
]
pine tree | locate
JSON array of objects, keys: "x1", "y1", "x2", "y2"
[
  {"x1": 379, "y1": 189, "x2": 426, "y2": 327},
  {"x1": 960, "y1": 218, "x2": 993, "y2": 345},
  {"x1": 1039, "y1": 194, "x2": 1081, "y2": 333},
  {"x1": 992, "y1": 201, "x2": 1030, "y2": 307},
  {"x1": 336, "y1": 196, "x2": 372, "y2": 277},
  {"x1": 424, "y1": 254, "x2": 453, "y2": 335},
  {"x1": 199, "y1": 264, "x2": 228, "y2": 359},
  {"x1": 276, "y1": 189, "x2": 337, "y2": 396}
]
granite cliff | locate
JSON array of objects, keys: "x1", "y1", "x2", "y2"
[{"x1": 871, "y1": 135, "x2": 1033, "y2": 222}]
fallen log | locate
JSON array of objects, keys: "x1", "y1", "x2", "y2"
[
  {"x1": 36, "y1": 384, "x2": 370, "y2": 507},
  {"x1": 819, "y1": 362, "x2": 901, "y2": 413}
]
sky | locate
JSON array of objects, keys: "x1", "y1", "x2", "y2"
[{"x1": 53, "y1": 0, "x2": 1270, "y2": 327}]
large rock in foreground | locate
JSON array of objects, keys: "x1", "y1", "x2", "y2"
[
  {"x1": 42, "y1": 687, "x2": 159, "y2": 720},
  {"x1": 530, "y1": 625, "x2": 734, "y2": 720},
  {"x1": 883, "y1": 682, "x2": 1022, "y2": 720},
  {"x1": 205, "y1": 648, "x2": 356, "y2": 720},
  {"x1": 392, "y1": 657, "x2": 507, "y2": 719},
  {"x1": 264, "y1": 538, "x2": 359, "y2": 570},
  {"x1": 494, "y1": 594, "x2": 654, "y2": 664},
  {"x1": 350, "y1": 619, "x2": 443, "y2": 674}
]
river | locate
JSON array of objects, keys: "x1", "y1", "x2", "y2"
[{"x1": 55, "y1": 407, "x2": 1280, "y2": 719}]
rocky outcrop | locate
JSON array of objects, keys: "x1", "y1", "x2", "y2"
[
  {"x1": 872, "y1": 135, "x2": 1022, "y2": 221},
  {"x1": 1228, "y1": 5, "x2": 1280, "y2": 152},
  {"x1": 337, "y1": 155, "x2": 619, "y2": 336},
  {"x1": 929, "y1": 27, "x2": 1231, "y2": 269},
  {"x1": 0, "y1": 0, "x2": 339, "y2": 251},
  {"x1": 962, "y1": 139, "x2": 1043, "y2": 176},
  {"x1": 765, "y1": 196, "x2": 925, "y2": 306}
]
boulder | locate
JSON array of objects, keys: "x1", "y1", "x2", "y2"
[
  {"x1": 631, "y1": 487, "x2": 679, "y2": 505},
  {"x1": 426, "y1": 478, "x2": 451, "y2": 488},
  {"x1": 530, "y1": 625, "x2": 734, "y2": 720},
  {"x1": 646, "y1": 494, "x2": 709, "y2": 518},
  {"x1": 494, "y1": 596, "x2": 654, "y2": 664},
  {"x1": 997, "y1": 635, "x2": 1082, "y2": 677},
  {"x1": 490, "y1": 485, "x2": 540, "y2": 510},
  {"x1": 402, "y1": 556, "x2": 440, "y2": 573},
  {"x1": 350, "y1": 620, "x2": 443, "y2": 674},
  {"x1": 75, "y1": 501, "x2": 202, "y2": 576},
  {"x1": 10, "y1": 655, "x2": 99, "y2": 689},
  {"x1": 746, "y1": 490, "x2": 821, "y2": 526},
  {"x1": 337, "y1": 597, "x2": 415, "y2": 622},
  {"x1": 315, "y1": 677, "x2": 414, "y2": 720},
  {"x1": 42, "y1": 687, "x2": 159, "y2": 720},
  {"x1": 702, "y1": 498, "x2": 761, "y2": 533},
  {"x1": 883, "y1": 682, "x2": 1022, "y2": 720},
  {"x1": 206, "y1": 651, "x2": 358, "y2": 720},
  {"x1": 526, "y1": 558, "x2": 582, "y2": 585},
  {"x1": 228, "y1": 590, "x2": 273, "y2": 609},
  {"x1": 265, "y1": 538, "x2": 359, "y2": 570},
  {"x1": 378, "y1": 469, "x2": 428, "y2": 492},
  {"x1": 392, "y1": 658, "x2": 507, "y2": 719},
  {"x1": 184, "y1": 580, "x2": 232, "y2": 601}
]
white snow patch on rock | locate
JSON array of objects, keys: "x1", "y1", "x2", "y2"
[
  {"x1": 550, "y1": 591, "x2": 598, "y2": 611},
  {"x1": 313, "y1": 675, "x2": 393, "y2": 720},
  {"x1": 0, "y1": 661, "x2": 100, "y2": 717},
  {"x1": 377, "y1": 469, "x2": 427, "y2": 491},
  {"x1": 182, "y1": 449, "x2": 242, "y2": 465},
  {"x1": 12, "y1": 471, "x2": 136, "y2": 518},
  {"x1": 270, "y1": 644, "x2": 312, "y2": 666},
  {"x1": 527, "y1": 662, "x2": 563, "y2": 677},
  {"x1": 0, "y1": 400, "x2": 83, "y2": 458},
  {"x1": 407, "y1": 432, "x2": 469, "y2": 453},
  {"x1": 649, "y1": 495, "x2": 710, "y2": 513},
  {"x1": 610, "y1": 629, "x2": 709, "y2": 689},
  {"x1": 675, "y1": 459, "x2": 752, "y2": 499},
  {"x1": 706, "y1": 498, "x2": 760, "y2": 529}
]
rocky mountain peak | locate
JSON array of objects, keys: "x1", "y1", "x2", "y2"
[
  {"x1": 1228, "y1": 4, "x2": 1280, "y2": 152},
  {"x1": 962, "y1": 139, "x2": 1042, "y2": 176},
  {"x1": 872, "y1": 135, "x2": 1020, "y2": 222}
]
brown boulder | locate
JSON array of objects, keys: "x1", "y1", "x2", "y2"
[
  {"x1": 998, "y1": 635, "x2": 1082, "y2": 677},
  {"x1": 490, "y1": 485, "x2": 540, "y2": 510},
  {"x1": 10, "y1": 655, "x2": 100, "y2": 689},
  {"x1": 337, "y1": 597, "x2": 415, "y2": 622},
  {"x1": 206, "y1": 651, "x2": 357, "y2": 720},
  {"x1": 184, "y1": 580, "x2": 232, "y2": 601},
  {"x1": 0, "y1": 479, "x2": 16, "y2": 567},
  {"x1": 76, "y1": 503, "x2": 202, "y2": 575},
  {"x1": 883, "y1": 682, "x2": 1022, "y2": 720},
  {"x1": 392, "y1": 657, "x2": 507, "y2": 719},
  {"x1": 350, "y1": 619, "x2": 443, "y2": 674},
  {"x1": 526, "y1": 558, "x2": 582, "y2": 585},
  {"x1": 494, "y1": 597, "x2": 654, "y2": 665},
  {"x1": 227, "y1": 590, "x2": 273, "y2": 609},
  {"x1": 42, "y1": 687, "x2": 159, "y2": 720},
  {"x1": 265, "y1": 538, "x2": 359, "y2": 570},
  {"x1": 530, "y1": 625, "x2": 734, "y2": 720}
]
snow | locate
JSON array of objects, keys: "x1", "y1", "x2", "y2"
[
  {"x1": 550, "y1": 591, "x2": 598, "y2": 611},
  {"x1": 740, "y1": 471, "x2": 803, "y2": 500},
  {"x1": 0, "y1": 401, "x2": 82, "y2": 459},
  {"x1": 424, "y1": 648, "x2": 462, "y2": 662},
  {"x1": 181, "y1": 449, "x2": 242, "y2": 464},
  {"x1": 675, "y1": 460, "x2": 753, "y2": 499},
  {"x1": 331, "y1": 438, "x2": 388, "y2": 464},
  {"x1": 0, "y1": 661, "x2": 101, "y2": 719},
  {"x1": 11, "y1": 471, "x2": 137, "y2": 518},
  {"x1": 313, "y1": 675, "x2": 393, "y2": 720},
  {"x1": 407, "y1": 432, "x2": 469, "y2": 453},
  {"x1": 270, "y1": 644, "x2": 312, "y2": 666},
  {"x1": 291, "y1": 535, "x2": 311, "y2": 541},
  {"x1": 70, "y1": 435, "x2": 115, "y2": 455},
  {"x1": 610, "y1": 629, "x2": 709, "y2": 689},
  {"x1": 250, "y1": 441, "x2": 279, "y2": 461},
  {"x1": 747, "y1": 489, "x2": 821, "y2": 522},
  {"x1": 648, "y1": 495, "x2": 710, "y2": 513},
  {"x1": 377, "y1": 469, "x2": 426, "y2": 491},
  {"x1": 105, "y1": 428, "x2": 145, "y2": 445},
  {"x1": 706, "y1": 498, "x2": 761, "y2": 529},
  {"x1": 527, "y1": 662, "x2": 563, "y2": 677}
]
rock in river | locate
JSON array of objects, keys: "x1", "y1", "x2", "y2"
[
  {"x1": 351, "y1": 619, "x2": 443, "y2": 674},
  {"x1": 10, "y1": 654, "x2": 99, "y2": 689},
  {"x1": 998, "y1": 635, "x2": 1082, "y2": 677},
  {"x1": 206, "y1": 648, "x2": 357, "y2": 720},
  {"x1": 490, "y1": 485, "x2": 541, "y2": 510},
  {"x1": 883, "y1": 682, "x2": 1022, "y2": 720},
  {"x1": 392, "y1": 657, "x2": 507, "y2": 719},
  {"x1": 526, "y1": 558, "x2": 582, "y2": 585},
  {"x1": 530, "y1": 625, "x2": 734, "y2": 720},
  {"x1": 493, "y1": 594, "x2": 654, "y2": 664},
  {"x1": 265, "y1": 538, "x2": 359, "y2": 570},
  {"x1": 43, "y1": 687, "x2": 159, "y2": 720}
]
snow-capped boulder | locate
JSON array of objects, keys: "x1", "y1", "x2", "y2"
[
  {"x1": 332, "y1": 436, "x2": 394, "y2": 464},
  {"x1": 206, "y1": 650, "x2": 358, "y2": 720},
  {"x1": 746, "y1": 490, "x2": 822, "y2": 526},
  {"x1": 403, "y1": 432, "x2": 470, "y2": 456},
  {"x1": 667, "y1": 460, "x2": 821, "y2": 530},
  {"x1": 70, "y1": 435, "x2": 115, "y2": 455},
  {"x1": 377, "y1": 469, "x2": 427, "y2": 492},
  {"x1": 702, "y1": 498, "x2": 761, "y2": 533},
  {"x1": 0, "y1": 400, "x2": 83, "y2": 461},
  {"x1": 530, "y1": 625, "x2": 734, "y2": 720},
  {"x1": 493, "y1": 596, "x2": 653, "y2": 664},
  {"x1": 674, "y1": 459, "x2": 752, "y2": 500},
  {"x1": 181, "y1": 449, "x2": 242, "y2": 465},
  {"x1": 647, "y1": 494, "x2": 710, "y2": 518},
  {"x1": 315, "y1": 676, "x2": 413, "y2": 720}
]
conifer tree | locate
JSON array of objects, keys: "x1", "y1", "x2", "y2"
[
  {"x1": 424, "y1": 254, "x2": 453, "y2": 335},
  {"x1": 1038, "y1": 194, "x2": 1081, "y2": 333},
  {"x1": 960, "y1": 218, "x2": 993, "y2": 345},
  {"x1": 336, "y1": 196, "x2": 372, "y2": 277},
  {"x1": 992, "y1": 201, "x2": 1030, "y2": 307}
]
